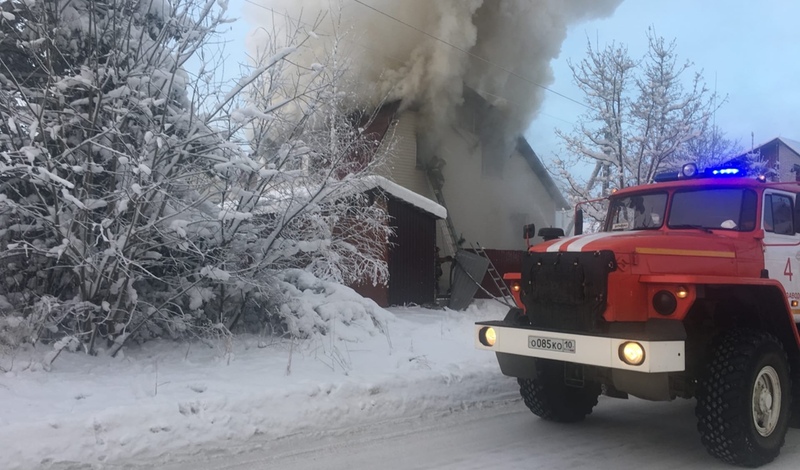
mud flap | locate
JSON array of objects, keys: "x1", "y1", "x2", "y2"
[
  {"x1": 496, "y1": 352, "x2": 538, "y2": 379},
  {"x1": 503, "y1": 308, "x2": 529, "y2": 326}
]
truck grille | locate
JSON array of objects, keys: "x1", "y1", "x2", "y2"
[{"x1": 521, "y1": 250, "x2": 616, "y2": 333}]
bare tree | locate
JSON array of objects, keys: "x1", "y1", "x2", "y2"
[
  {"x1": 680, "y1": 124, "x2": 743, "y2": 168},
  {"x1": 553, "y1": 29, "x2": 717, "y2": 223}
]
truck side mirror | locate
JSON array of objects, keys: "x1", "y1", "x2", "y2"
[
  {"x1": 538, "y1": 227, "x2": 564, "y2": 241},
  {"x1": 523, "y1": 224, "x2": 536, "y2": 239},
  {"x1": 574, "y1": 208, "x2": 584, "y2": 235}
]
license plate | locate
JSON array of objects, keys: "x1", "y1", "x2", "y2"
[{"x1": 528, "y1": 335, "x2": 576, "y2": 354}]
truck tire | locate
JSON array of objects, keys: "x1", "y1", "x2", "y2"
[
  {"x1": 695, "y1": 329, "x2": 792, "y2": 467},
  {"x1": 517, "y1": 359, "x2": 600, "y2": 423}
]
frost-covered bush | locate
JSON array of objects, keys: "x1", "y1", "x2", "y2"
[
  {"x1": 0, "y1": 0, "x2": 392, "y2": 354},
  {"x1": 267, "y1": 269, "x2": 391, "y2": 341}
]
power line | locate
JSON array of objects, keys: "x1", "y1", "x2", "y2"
[
  {"x1": 537, "y1": 112, "x2": 575, "y2": 126},
  {"x1": 242, "y1": 0, "x2": 323, "y2": 32},
  {"x1": 351, "y1": 0, "x2": 588, "y2": 109}
]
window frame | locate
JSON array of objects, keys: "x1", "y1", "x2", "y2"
[{"x1": 764, "y1": 192, "x2": 795, "y2": 236}]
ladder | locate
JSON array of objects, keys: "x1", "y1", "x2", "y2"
[
  {"x1": 430, "y1": 184, "x2": 459, "y2": 255},
  {"x1": 472, "y1": 242, "x2": 516, "y2": 306}
]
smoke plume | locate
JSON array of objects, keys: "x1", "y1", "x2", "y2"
[{"x1": 244, "y1": 0, "x2": 622, "y2": 145}]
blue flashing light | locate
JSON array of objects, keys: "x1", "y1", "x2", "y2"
[
  {"x1": 711, "y1": 168, "x2": 740, "y2": 176},
  {"x1": 653, "y1": 162, "x2": 750, "y2": 183}
]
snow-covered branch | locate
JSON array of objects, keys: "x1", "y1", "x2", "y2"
[
  {"x1": 0, "y1": 0, "x2": 391, "y2": 354},
  {"x1": 552, "y1": 29, "x2": 718, "y2": 217}
]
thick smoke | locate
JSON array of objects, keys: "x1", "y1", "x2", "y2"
[{"x1": 245, "y1": 0, "x2": 621, "y2": 147}]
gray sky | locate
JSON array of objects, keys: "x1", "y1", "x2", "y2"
[{"x1": 526, "y1": 0, "x2": 800, "y2": 165}]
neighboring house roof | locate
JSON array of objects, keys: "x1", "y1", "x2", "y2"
[
  {"x1": 740, "y1": 136, "x2": 800, "y2": 158},
  {"x1": 364, "y1": 175, "x2": 447, "y2": 219},
  {"x1": 727, "y1": 136, "x2": 800, "y2": 181},
  {"x1": 779, "y1": 137, "x2": 800, "y2": 157},
  {"x1": 515, "y1": 137, "x2": 570, "y2": 210}
]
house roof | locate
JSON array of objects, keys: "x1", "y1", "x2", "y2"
[
  {"x1": 515, "y1": 137, "x2": 571, "y2": 210},
  {"x1": 780, "y1": 137, "x2": 800, "y2": 156},
  {"x1": 239, "y1": 174, "x2": 445, "y2": 219},
  {"x1": 364, "y1": 175, "x2": 447, "y2": 219},
  {"x1": 362, "y1": 95, "x2": 569, "y2": 213},
  {"x1": 740, "y1": 136, "x2": 800, "y2": 158},
  {"x1": 459, "y1": 87, "x2": 569, "y2": 210}
]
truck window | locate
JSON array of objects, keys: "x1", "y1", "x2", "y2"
[
  {"x1": 668, "y1": 188, "x2": 757, "y2": 231},
  {"x1": 606, "y1": 193, "x2": 667, "y2": 231},
  {"x1": 764, "y1": 194, "x2": 794, "y2": 235}
]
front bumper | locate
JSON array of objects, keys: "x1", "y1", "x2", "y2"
[{"x1": 475, "y1": 321, "x2": 685, "y2": 373}]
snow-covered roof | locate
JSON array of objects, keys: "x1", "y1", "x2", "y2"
[
  {"x1": 227, "y1": 175, "x2": 445, "y2": 219},
  {"x1": 363, "y1": 175, "x2": 447, "y2": 219},
  {"x1": 744, "y1": 136, "x2": 800, "y2": 157},
  {"x1": 779, "y1": 137, "x2": 800, "y2": 156}
]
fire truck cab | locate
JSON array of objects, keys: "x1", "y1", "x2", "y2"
[{"x1": 475, "y1": 163, "x2": 800, "y2": 467}]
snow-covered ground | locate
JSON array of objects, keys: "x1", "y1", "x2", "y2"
[
  {"x1": 0, "y1": 300, "x2": 515, "y2": 469},
  {"x1": 7, "y1": 289, "x2": 799, "y2": 470}
]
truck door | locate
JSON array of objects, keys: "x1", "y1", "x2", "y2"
[{"x1": 762, "y1": 190, "x2": 800, "y2": 307}]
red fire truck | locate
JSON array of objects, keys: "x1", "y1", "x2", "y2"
[{"x1": 475, "y1": 163, "x2": 800, "y2": 466}]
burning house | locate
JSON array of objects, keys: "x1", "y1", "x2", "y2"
[{"x1": 247, "y1": 0, "x2": 622, "y2": 306}]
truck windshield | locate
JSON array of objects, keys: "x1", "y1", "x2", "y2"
[
  {"x1": 668, "y1": 188, "x2": 757, "y2": 231},
  {"x1": 607, "y1": 193, "x2": 667, "y2": 231}
]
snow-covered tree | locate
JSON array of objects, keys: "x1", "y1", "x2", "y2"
[
  {"x1": 554, "y1": 29, "x2": 717, "y2": 223},
  {"x1": 679, "y1": 124, "x2": 743, "y2": 168},
  {"x1": 0, "y1": 0, "x2": 229, "y2": 352},
  {"x1": 191, "y1": 11, "x2": 393, "y2": 339},
  {"x1": 0, "y1": 0, "x2": 391, "y2": 354}
]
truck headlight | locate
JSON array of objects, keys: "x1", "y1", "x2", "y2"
[
  {"x1": 619, "y1": 341, "x2": 645, "y2": 366},
  {"x1": 479, "y1": 327, "x2": 496, "y2": 347}
]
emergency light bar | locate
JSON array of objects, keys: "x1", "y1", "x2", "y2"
[{"x1": 653, "y1": 162, "x2": 751, "y2": 183}]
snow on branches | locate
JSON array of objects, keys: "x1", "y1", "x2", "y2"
[
  {"x1": 554, "y1": 29, "x2": 719, "y2": 224},
  {"x1": 0, "y1": 0, "x2": 392, "y2": 355}
]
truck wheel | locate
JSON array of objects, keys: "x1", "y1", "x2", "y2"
[
  {"x1": 517, "y1": 359, "x2": 600, "y2": 423},
  {"x1": 695, "y1": 329, "x2": 792, "y2": 467}
]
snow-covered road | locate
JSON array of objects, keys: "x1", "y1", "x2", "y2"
[
  {"x1": 5, "y1": 297, "x2": 800, "y2": 469},
  {"x1": 135, "y1": 397, "x2": 800, "y2": 470}
]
